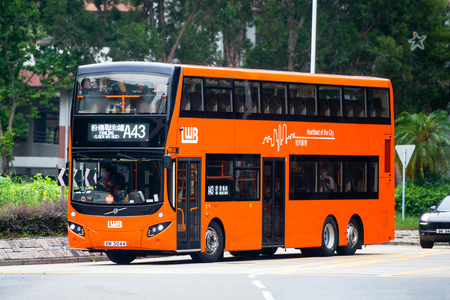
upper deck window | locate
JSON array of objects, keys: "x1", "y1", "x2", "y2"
[
  {"x1": 368, "y1": 89, "x2": 390, "y2": 119},
  {"x1": 75, "y1": 73, "x2": 169, "y2": 114}
]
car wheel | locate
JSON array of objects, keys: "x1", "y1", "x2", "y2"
[
  {"x1": 191, "y1": 221, "x2": 224, "y2": 263},
  {"x1": 316, "y1": 216, "x2": 338, "y2": 256},
  {"x1": 420, "y1": 239, "x2": 434, "y2": 249},
  {"x1": 106, "y1": 250, "x2": 137, "y2": 264},
  {"x1": 337, "y1": 217, "x2": 359, "y2": 255}
]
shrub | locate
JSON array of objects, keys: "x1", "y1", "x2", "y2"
[
  {"x1": 0, "y1": 174, "x2": 68, "y2": 238},
  {"x1": 0, "y1": 200, "x2": 68, "y2": 238},
  {"x1": 395, "y1": 179, "x2": 450, "y2": 216},
  {"x1": 0, "y1": 174, "x2": 67, "y2": 208}
]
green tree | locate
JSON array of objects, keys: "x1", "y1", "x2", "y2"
[
  {"x1": 0, "y1": 0, "x2": 73, "y2": 174},
  {"x1": 245, "y1": 0, "x2": 450, "y2": 115},
  {"x1": 245, "y1": 0, "x2": 312, "y2": 71},
  {"x1": 395, "y1": 110, "x2": 450, "y2": 181},
  {"x1": 38, "y1": 0, "x2": 106, "y2": 64}
]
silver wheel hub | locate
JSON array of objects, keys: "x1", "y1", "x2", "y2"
[
  {"x1": 347, "y1": 223, "x2": 358, "y2": 247},
  {"x1": 324, "y1": 223, "x2": 335, "y2": 249},
  {"x1": 205, "y1": 227, "x2": 219, "y2": 255}
]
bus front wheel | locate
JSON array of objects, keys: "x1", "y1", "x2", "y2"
[
  {"x1": 317, "y1": 216, "x2": 338, "y2": 256},
  {"x1": 106, "y1": 250, "x2": 137, "y2": 264},
  {"x1": 191, "y1": 221, "x2": 224, "y2": 263}
]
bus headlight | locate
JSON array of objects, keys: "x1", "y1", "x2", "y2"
[
  {"x1": 147, "y1": 222, "x2": 171, "y2": 238},
  {"x1": 69, "y1": 222, "x2": 85, "y2": 237}
]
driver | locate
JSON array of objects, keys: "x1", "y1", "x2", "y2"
[{"x1": 98, "y1": 166, "x2": 119, "y2": 196}]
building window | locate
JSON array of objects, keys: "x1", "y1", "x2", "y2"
[{"x1": 34, "y1": 111, "x2": 59, "y2": 144}]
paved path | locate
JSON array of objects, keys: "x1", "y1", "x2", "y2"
[
  {"x1": 0, "y1": 237, "x2": 107, "y2": 266},
  {"x1": 0, "y1": 230, "x2": 419, "y2": 266}
]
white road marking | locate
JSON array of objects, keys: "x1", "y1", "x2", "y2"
[
  {"x1": 252, "y1": 280, "x2": 266, "y2": 289},
  {"x1": 262, "y1": 291, "x2": 275, "y2": 300}
]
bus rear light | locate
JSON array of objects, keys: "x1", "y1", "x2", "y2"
[
  {"x1": 69, "y1": 222, "x2": 85, "y2": 237},
  {"x1": 147, "y1": 222, "x2": 171, "y2": 238}
]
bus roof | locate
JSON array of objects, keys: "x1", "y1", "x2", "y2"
[
  {"x1": 178, "y1": 64, "x2": 391, "y2": 88},
  {"x1": 77, "y1": 62, "x2": 176, "y2": 76},
  {"x1": 76, "y1": 62, "x2": 391, "y2": 88}
]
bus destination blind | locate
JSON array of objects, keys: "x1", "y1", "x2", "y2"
[{"x1": 88, "y1": 123, "x2": 150, "y2": 142}]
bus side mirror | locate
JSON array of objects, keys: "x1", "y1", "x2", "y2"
[{"x1": 164, "y1": 154, "x2": 172, "y2": 169}]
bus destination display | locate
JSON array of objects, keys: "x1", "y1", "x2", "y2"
[{"x1": 88, "y1": 123, "x2": 149, "y2": 141}]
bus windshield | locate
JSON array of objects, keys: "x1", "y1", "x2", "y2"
[
  {"x1": 72, "y1": 158, "x2": 163, "y2": 206},
  {"x1": 75, "y1": 73, "x2": 169, "y2": 114}
]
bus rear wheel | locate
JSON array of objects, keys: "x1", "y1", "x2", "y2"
[
  {"x1": 191, "y1": 221, "x2": 224, "y2": 263},
  {"x1": 317, "y1": 216, "x2": 338, "y2": 256},
  {"x1": 337, "y1": 218, "x2": 359, "y2": 255},
  {"x1": 106, "y1": 250, "x2": 137, "y2": 264}
]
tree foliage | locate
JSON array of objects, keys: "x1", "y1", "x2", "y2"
[
  {"x1": 395, "y1": 110, "x2": 450, "y2": 180},
  {"x1": 0, "y1": 0, "x2": 75, "y2": 174},
  {"x1": 245, "y1": 0, "x2": 450, "y2": 114}
]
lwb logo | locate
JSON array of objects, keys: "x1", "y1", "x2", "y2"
[{"x1": 181, "y1": 127, "x2": 198, "y2": 144}]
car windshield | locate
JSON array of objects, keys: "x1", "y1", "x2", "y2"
[
  {"x1": 75, "y1": 73, "x2": 169, "y2": 114},
  {"x1": 72, "y1": 158, "x2": 163, "y2": 205},
  {"x1": 437, "y1": 196, "x2": 450, "y2": 211}
]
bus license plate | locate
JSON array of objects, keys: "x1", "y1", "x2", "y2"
[
  {"x1": 436, "y1": 229, "x2": 450, "y2": 234},
  {"x1": 104, "y1": 241, "x2": 126, "y2": 247}
]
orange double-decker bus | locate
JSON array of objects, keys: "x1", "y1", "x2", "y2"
[{"x1": 68, "y1": 62, "x2": 394, "y2": 264}]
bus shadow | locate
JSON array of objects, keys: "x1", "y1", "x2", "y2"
[{"x1": 120, "y1": 250, "x2": 380, "y2": 266}]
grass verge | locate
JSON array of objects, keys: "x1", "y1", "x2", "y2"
[{"x1": 395, "y1": 211, "x2": 419, "y2": 230}]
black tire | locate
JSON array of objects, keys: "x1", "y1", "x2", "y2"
[
  {"x1": 420, "y1": 239, "x2": 434, "y2": 249},
  {"x1": 229, "y1": 250, "x2": 261, "y2": 257},
  {"x1": 106, "y1": 250, "x2": 137, "y2": 264},
  {"x1": 261, "y1": 247, "x2": 277, "y2": 256},
  {"x1": 316, "y1": 216, "x2": 338, "y2": 256},
  {"x1": 300, "y1": 248, "x2": 316, "y2": 257},
  {"x1": 337, "y1": 217, "x2": 360, "y2": 255},
  {"x1": 191, "y1": 221, "x2": 224, "y2": 263}
]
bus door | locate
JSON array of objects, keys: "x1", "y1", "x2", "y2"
[
  {"x1": 262, "y1": 158, "x2": 285, "y2": 246},
  {"x1": 176, "y1": 159, "x2": 201, "y2": 251}
]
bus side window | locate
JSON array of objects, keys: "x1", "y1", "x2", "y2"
[
  {"x1": 216, "y1": 92, "x2": 231, "y2": 112},
  {"x1": 181, "y1": 92, "x2": 190, "y2": 111},
  {"x1": 343, "y1": 88, "x2": 365, "y2": 118},
  {"x1": 368, "y1": 89, "x2": 389, "y2": 119},
  {"x1": 319, "y1": 162, "x2": 342, "y2": 193},
  {"x1": 189, "y1": 92, "x2": 202, "y2": 111},
  {"x1": 290, "y1": 84, "x2": 316, "y2": 116},
  {"x1": 344, "y1": 162, "x2": 366, "y2": 192},
  {"x1": 319, "y1": 86, "x2": 341, "y2": 117},
  {"x1": 182, "y1": 77, "x2": 203, "y2": 112},
  {"x1": 234, "y1": 94, "x2": 244, "y2": 113}
]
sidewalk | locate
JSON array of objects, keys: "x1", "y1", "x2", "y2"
[
  {"x1": 0, "y1": 237, "x2": 108, "y2": 266},
  {"x1": 385, "y1": 229, "x2": 419, "y2": 246},
  {"x1": 0, "y1": 230, "x2": 419, "y2": 266}
]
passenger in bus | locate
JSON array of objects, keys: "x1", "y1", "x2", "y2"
[
  {"x1": 319, "y1": 168, "x2": 335, "y2": 192},
  {"x1": 97, "y1": 166, "x2": 119, "y2": 196},
  {"x1": 81, "y1": 78, "x2": 98, "y2": 94}
]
